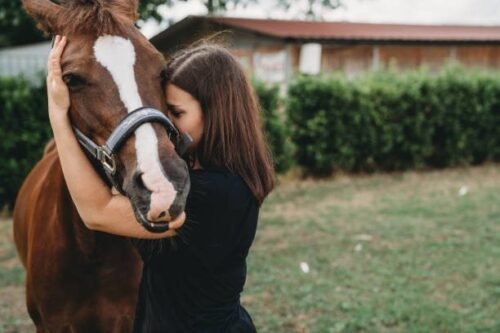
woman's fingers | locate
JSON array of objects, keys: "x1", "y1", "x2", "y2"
[
  {"x1": 49, "y1": 35, "x2": 66, "y2": 62},
  {"x1": 168, "y1": 211, "x2": 186, "y2": 231},
  {"x1": 47, "y1": 35, "x2": 71, "y2": 115},
  {"x1": 48, "y1": 35, "x2": 67, "y2": 82}
]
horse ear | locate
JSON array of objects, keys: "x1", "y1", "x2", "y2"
[{"x1": 22, "y1": 0, "x2": 63, "y2": 34}]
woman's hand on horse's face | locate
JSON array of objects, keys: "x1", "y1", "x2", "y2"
[
  {"x1": 168, "y1": 211, "x2": 186, "y2": 234},
  {"x1": 47, "y1": 35, "x2": 70, "y2": 122}
]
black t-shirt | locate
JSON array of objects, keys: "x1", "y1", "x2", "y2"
[{"x1": 133, "y1": 168, "x2": 259, "y2": 333}]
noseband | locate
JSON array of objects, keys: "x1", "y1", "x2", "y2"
[{"x1": 73, "y1": 107, "x2": 192, "y2": 232}]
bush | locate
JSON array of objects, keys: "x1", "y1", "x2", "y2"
[
  {"x1": 286, "y1": 65, "x2": 500, "y2": 175},
  {"x1": 0, "y1": 76, "x2": 51, "y2": 209},
  {"x1": 3, "y1": 66, "x2": 499, "y2": 206},
  {"x1": 0, "y1": 76, "x2": 296, "y2": 208},
  {"x1": 254, "y1": 81, "x2": 294, "y2": 173}
]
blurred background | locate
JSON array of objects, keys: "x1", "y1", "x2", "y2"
[{"x1": 1, "y1": 1, "x2": 499, "y2": 332}]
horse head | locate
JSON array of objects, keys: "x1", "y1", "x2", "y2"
[{"x1": 23, "y1": 0, "x2": 190, "y2": 232}]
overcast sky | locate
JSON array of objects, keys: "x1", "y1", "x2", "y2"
[{"x1": 141, "y1": 0, "x2": 500, "y2": 38}]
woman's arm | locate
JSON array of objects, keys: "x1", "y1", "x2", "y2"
[{"x1": 47, "y1": 35, "x2": 185, "y2": 239}]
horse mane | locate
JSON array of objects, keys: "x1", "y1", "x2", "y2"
[
  {"x1": 43, "y1": 139, "x2": 56, "y2": 156},
  {"x1": 57, "y1": 0, "x2": 135, "y2": 36}
]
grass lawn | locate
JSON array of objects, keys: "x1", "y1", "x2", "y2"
[{"x1": 1, "y1": 164, "x2": 499, "y2": 332}]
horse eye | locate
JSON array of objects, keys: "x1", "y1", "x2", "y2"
[{"x1": 62, "y1": 73, "x2": 86, "y2": 90}]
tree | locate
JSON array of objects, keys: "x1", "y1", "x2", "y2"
[
  {"x1": 275, "y1": 0, "x2": 343, "y2": 19},
  {"x1": 0, "y1": 0, "x2": 201, "y2": 47},
  {"x1": 203, "y1": 0, "x2": 257, "y2": 14},
  {"x1": 139, "y1": 0, "x2": 183, "y2": 21},
  {"x1": 0, "y1": 0, "x2": 44, "y2": 47},
  {"x1": 139, "y1": 0, "x2": 258, "y2": 17},
  {"x1": 153, "y1": 0, "x2": 343, "y2": 17},
  {"x1": 0, "y1": 0, "x2": 345, "y2": 48}
]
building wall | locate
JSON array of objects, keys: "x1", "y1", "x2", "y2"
[
  {"x1": 229, "y1": 41, "x2": 500, "y2": 84},
  {"x1": 0, "y1": 41, "x2": 51, "y2": 82},
  {"x1": 322, "y1": 45, "x2": 373, "y2": 75},
  {"x1": 225, "y1": 31, "x2": 290, "y2": 84},
  {"x1": 320, "y1": 44, "x2": 500, "y2": 75},
  {"x1": 379, "y1": 45, "x2": 449, "y2": 70},
  {"x1": 455, "y1": 46, "x2": 500, "y2": 68},
  {"x1": 228, "y1": 38, "x2": 500, "y2": 83},
  {"x1": 154, "y1": 24, "x2": 500, "y2": 83}
]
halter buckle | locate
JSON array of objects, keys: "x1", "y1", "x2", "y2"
[{"x1": 96, "y1": 147, "x2": 116, "y2": 175}]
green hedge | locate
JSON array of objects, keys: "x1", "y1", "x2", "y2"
[
  {"x1": 0, "y1": 77, "x2": 51, "y2": 209},
  {"x1": 254, "y1": 81, "x2": 294, "y2": 173},
  {"x1": 3, "y1": 66, "x2": 500, "y2": 207},
  {"x1": 0, "y1": 77, "x2": 295, "y2": 208},
  {"x1": 287, "y1": 66, "x2": 500, "y2": 174}
]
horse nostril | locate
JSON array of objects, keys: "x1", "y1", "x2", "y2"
[
  {"x1": 133, "y1": 172, "x2": 147, "y2": 191},
  {"x1": 158, "y1": 211, "x2": 166, "y2": 218}
]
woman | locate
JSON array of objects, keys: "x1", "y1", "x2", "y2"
[{"x1": 48, "y1": 35, "x2": 275, "y2": 332}]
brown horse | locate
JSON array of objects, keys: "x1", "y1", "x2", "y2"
[{"x1": 13, "y1": 0, "x2": 189, "y2": 331}]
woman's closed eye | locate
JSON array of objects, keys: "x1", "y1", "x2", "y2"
[
  {"x1": 170, "y1": 110, "x2": 182, "y2": 118},
  {"x1": 167, "y1": 104, "x2": 184, "y2": 118}
]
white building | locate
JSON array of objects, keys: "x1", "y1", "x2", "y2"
[{"x1": 0, "y1": 41, "x2": 51, "y2": 83}]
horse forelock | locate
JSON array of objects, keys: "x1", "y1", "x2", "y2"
[{"x1": 57, "y1": 1, "x2": 133, "y2": 36}]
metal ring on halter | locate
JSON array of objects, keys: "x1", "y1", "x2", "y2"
[{"x1": 95, "y1": 146, "x2": 116, "y2": 175}]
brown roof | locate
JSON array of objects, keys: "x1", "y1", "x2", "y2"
[
  {"x1": 181, "y1": 16, "x2": 500, "y2": 42},
  {"x1": 150, "y1": 16, "x2": 500, "y2": 50}
]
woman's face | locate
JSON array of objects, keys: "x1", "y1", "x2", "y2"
[{"x1": 165, "y1": 84, "x2": 204, "y2": 152}]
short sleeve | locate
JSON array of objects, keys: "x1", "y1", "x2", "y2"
[{"x1": 181, "y1": 170, "x2": 259, "y2": 270}]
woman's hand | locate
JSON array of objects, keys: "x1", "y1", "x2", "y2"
[{"x1": 47, "y1": 35, "x2": 70, "y2": 124}]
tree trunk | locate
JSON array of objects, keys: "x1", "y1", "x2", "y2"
[{"x1": 207, "y1": 0, "x2": 214, "y2": 14}]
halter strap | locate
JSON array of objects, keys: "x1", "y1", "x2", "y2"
[{"x1": 72, "y1": 107, "x2": 192, "y2": 231}]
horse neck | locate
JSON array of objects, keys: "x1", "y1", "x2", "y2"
[{"x1": 47, "y1": 150, "x2": 100, "y2": 257}]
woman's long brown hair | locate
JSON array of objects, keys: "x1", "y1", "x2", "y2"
[{"x1": 164, "y1": 44, "x2": 275, "y2": 205}]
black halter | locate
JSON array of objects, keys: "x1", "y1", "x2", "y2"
[{"x1": 73, "y1": 106, "x2": 192, "y2": 195}]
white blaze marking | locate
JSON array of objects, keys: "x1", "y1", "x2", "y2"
[{"x1": 94, "y1": 35, "x2": 176, "y2": 218}]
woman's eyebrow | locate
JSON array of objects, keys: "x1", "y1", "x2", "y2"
[{"x1": 166, "y1": 103, "x2": 182, "y2": 111}]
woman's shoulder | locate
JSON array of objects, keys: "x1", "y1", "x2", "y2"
[
  {"x1": 191, "y1": 168, "x2": 250, "y2": 194},
  {"x1": 183, "y1": 167, "x2": 259, "y2": 256},
  {"x1": 188, "y1": 168, "x2": 257, "y2": 213}
]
